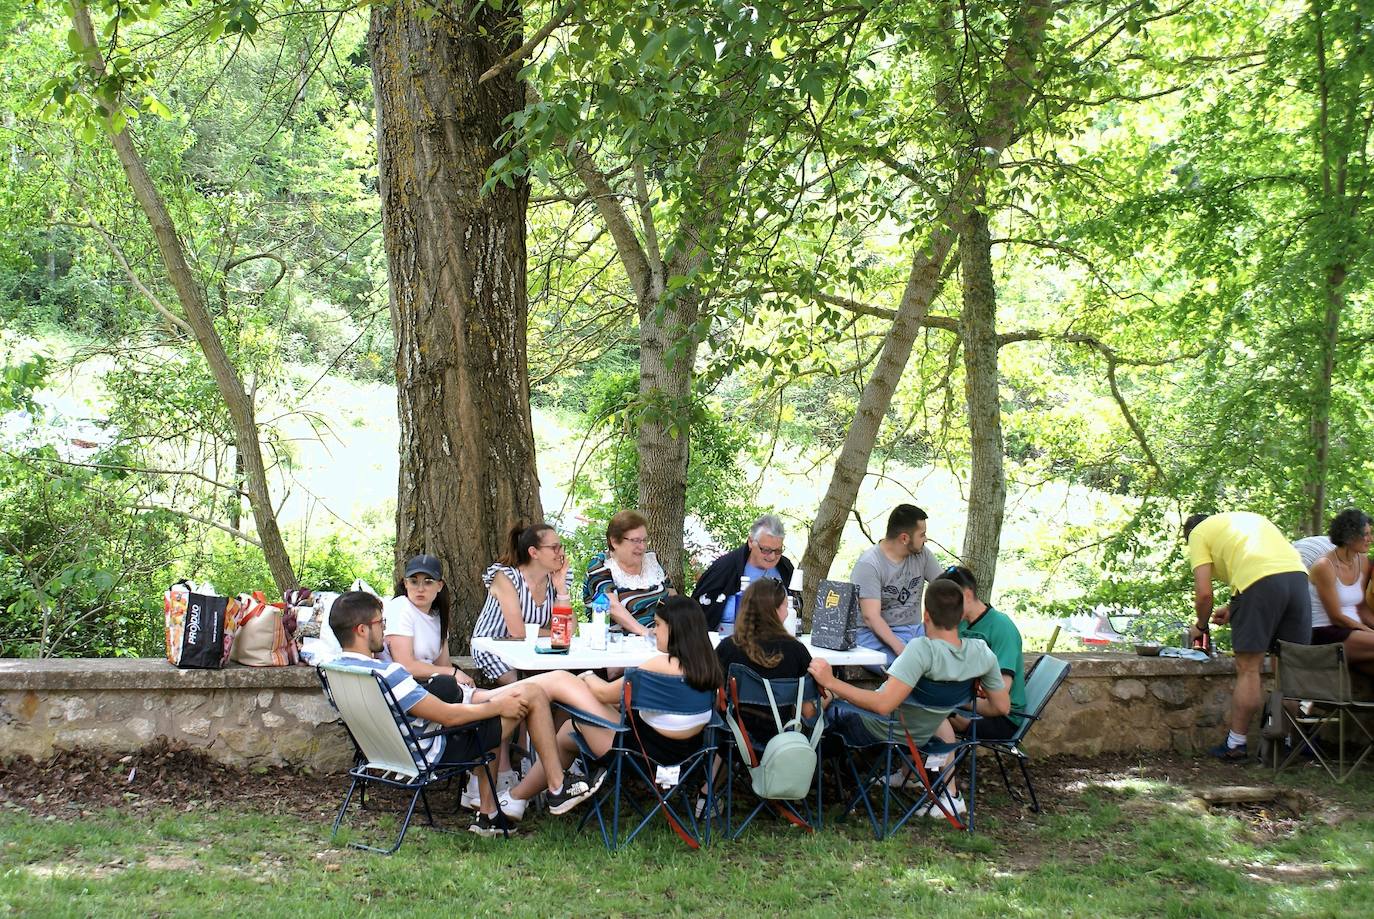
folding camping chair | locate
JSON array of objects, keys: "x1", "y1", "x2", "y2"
[
  {"x1": 558, "y1": 669, "x2": 722, "y2": 851},
  {"x1": 720, "y1": 663, "x2": 825, "y2": 839},
  {"x1": 317, "y1": 661, "x2": 500, "y2": 853},
  {"x1": 1273, "y1": 640, "x2": 1374, "y2": 783},
  {"x1": 978, "y1": 654, "x2": 1071, "y2": 812},
  {"x1": 828, "y1": 677, "x2": 980, "y2": 838}
]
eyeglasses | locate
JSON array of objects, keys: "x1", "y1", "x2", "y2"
[
  {"x1": 365, "y1": 617, "x2": 383, "y2": 627},
  {"x1": 538, "y1": 542, "x2": 565, "y2": 553},
  {"x1": 756, "y1": 546, "x2": 784, "y2": 557},
  {"x1": 405, "y1": 576, "x2": 440, "y2": 588},
  {"x1": 621, "y1": 537, "x2": 649, "y2": 546}
]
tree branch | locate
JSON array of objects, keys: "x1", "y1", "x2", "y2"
[
  {"x1": 133, "y1": 504, "x2": 262, "y2": 548},
  {"x1": 64, "y1": 220, "x2": 194, "y2": 337},
  {"x1": 477, "y1": 0, "x2": 576, "y2": 85}
]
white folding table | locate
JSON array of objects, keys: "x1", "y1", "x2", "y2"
[{"x1": 470, "y1": 633, "x2": 887, "y2": 672}]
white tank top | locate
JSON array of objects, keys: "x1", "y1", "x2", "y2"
[{"x1": 1315, "y1": 553, "x2": 1365, "y2": 629}]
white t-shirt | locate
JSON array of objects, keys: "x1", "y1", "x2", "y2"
[{"x1": 383, "y1": 595, "x2": 444, "y2": 664}]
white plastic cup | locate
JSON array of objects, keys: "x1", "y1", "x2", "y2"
[{"x1": 523, "y1": 625, "x2": 540, "y2": 647}]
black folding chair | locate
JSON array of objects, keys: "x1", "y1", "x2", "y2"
[{"x1": 978, "y1": 655, "x2": 1071, "y2": 812}]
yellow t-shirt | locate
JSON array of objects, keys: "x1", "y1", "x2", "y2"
[{"x1": 1187, "y1": 512, "x2": 1303, "y2": 592}]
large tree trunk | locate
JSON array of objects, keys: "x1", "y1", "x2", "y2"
[
  {"x1": 71, "y1": 1, "x2": 297, "y2": 595},
  {"x1": 958, "y1": 204, "x2": 1007, "y2": 596},
  {"x1": 799, "y1": 0, "x2": 1052, "y2": 605},
  {"x1": 798, "y1": 230, "x2": 955, "y2": 600},
  {"x1": 637, "y1": 293, "x2": 699, "y2": 590},
  {"x1": 371, "y1": 0, "x2": 542, "y2": 648}
]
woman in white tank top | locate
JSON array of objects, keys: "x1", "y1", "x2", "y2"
[{"x1": 1307, "y1": 508, "x2": 1374, "y2": 676}]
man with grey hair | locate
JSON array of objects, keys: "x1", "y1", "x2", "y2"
[{"x1": 691, "y1": 513, "x2": 796, "y2": 635}]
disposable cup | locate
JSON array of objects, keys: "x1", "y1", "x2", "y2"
[{"x1": 523, "y1": 627, "x2": 540, "y2": 647}]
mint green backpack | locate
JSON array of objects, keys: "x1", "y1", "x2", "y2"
[{"x1": 725, "y1": 678, "x2": 824, "y2": 801}]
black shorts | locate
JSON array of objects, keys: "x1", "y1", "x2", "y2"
[
  {"x1": 1311, "y1": 625, "x2": 1353, "y2": 645},
  {"x1": 1230, "y1": 571, "x2": 1311, "y2": 654},
  {"x1": 438, "y1": 715, "x2": 503, "y2": 765},
  {"x1": 628, "y1": 711, "x2": 705, "y2": 766},
  {"x1": 971, "y1": 715, "x2": 1021, "y2": 741}
]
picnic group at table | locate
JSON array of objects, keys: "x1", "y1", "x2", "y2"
[{"x1": 326, "y1": 504, "x2": 1026, "y2": 839}]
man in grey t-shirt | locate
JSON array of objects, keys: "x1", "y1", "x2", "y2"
[{"x1": 850, "y1": 504, "x2": 945, "y2": 666}]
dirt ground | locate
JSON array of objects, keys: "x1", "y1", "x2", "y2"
[{"x1": 0, "y1": 741, "x2": 1356, "y2": 851}]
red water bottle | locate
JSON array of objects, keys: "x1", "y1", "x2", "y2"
[{"x1": 550, "y1": 599, "x2": 573, "y2": 651}]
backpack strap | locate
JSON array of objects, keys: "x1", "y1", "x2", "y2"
[
  {"x1": 761, "y1": 679, "x2": 787, "y2": 735},
  {"x1": 725, "y1": 678, "x2": 761, "y2": 768}
]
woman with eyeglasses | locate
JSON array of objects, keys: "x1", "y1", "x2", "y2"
[
  {"x1": 385, "y1": 554, "x2": 471, "y2": 700},
  {"x1": 582, "y1": 510, "x2": 675, "y2": 637},
  {"x1": 471, "y1": 522, "x2": 571, "y2": 687}
]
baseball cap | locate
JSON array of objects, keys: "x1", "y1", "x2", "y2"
[{"x1": 403, "y1": 554, "x2": 443, "y2": 579}]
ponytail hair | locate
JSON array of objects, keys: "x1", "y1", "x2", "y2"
[
  {"x1": 499, "y1": 522, "x2": 555, "y2": 567},
  {"x1": 656, "y1": 596, "x2": 723, "y2": 692},
  {"x1": 733, "y1": 579, "x2": 792, "y2": 670}
]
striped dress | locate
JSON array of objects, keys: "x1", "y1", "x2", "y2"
[
  {"x1": 582, "y1": 551, "x2": 673, "y2": 628},
  {"x1": 470, "y1": 563, "x2": 556, "y2": 680}
]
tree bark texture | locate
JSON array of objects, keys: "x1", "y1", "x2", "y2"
[
  {"x1": 958, "y1": 205, "x2": 1007, "y2": 597},
  {"x1": 635, "y1": 292, "x2": 700, "y2": 590},
  {"x1": 799, "y1": 0, "x2": 1052, "y2": 607},
  {"x1": 371, "y1": 0, "x2": 543, "y2": 648},
  {"x1": 798, "y1": 230, "x2": 955, "y2": 607},
  {"x1": 71, "y1": 1, "x2": 298, "y2": 595}
]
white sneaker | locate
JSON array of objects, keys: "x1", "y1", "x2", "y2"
[
  {"x1": 917, "y1": 791, "x2": 967, "y2": 819},
  {"x1": 884, "y1": 769, "x2": 916, "y2": 789},
  {"x1": 498, "y1": 790, "x2": 530, "y2": 822},
  {"x1": 496, "y1": 770, "x2": 520, "y2": 795},
  {"x1": 460, "y1": 774, "x2": 481, "y2": 811}
]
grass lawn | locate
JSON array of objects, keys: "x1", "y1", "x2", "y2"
[{"x1": 2, "y1": 755, "x2": 1372, "y2": 918}]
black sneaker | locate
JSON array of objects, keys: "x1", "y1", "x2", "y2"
[
  {"x1": 1207, "y1": 740, "x2": 1249, "y2": 762},
  {"x1": 546, "y1": 779, "x2": 594, "y2": 816},
  {"x1": 469, "y1": 811, "x2": 518, "y2": 837}
]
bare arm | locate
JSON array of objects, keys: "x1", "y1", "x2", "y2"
[
  {"x1": 410, "y1": 687, "x2": 527, "y2": 726},
  {"x1": 1311, "y1": 558, "x2": 1369, "y2": 631},
  {"x1": 975, "y1": 671, "x2": 1015, "y2": 717},
  {"x1": 981, "y1": 683, "x2": 1011, "y2": 718},
  {"x1": 1190, "y1": 564, "x2": 1217, "y2": 640},
  {"x1": 386, "y1": 635, "x2": 447, "y2": 680},
  {"x1": 858, "y1": 597, "x2": 905, "y2": 654},
  {"x1": 606, "y1": 591, "x2": 650, "y2": 636},
  {"x1": 807, "y1": 658, "x2": 912, "y2": 717}
]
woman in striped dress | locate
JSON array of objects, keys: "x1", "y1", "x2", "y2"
[
  {"x1": 582, "y1": 510, "x2": 675, "y2": 636},
  {"x1": 471, "y1": 522, "x2": 569, "y2": 685}
]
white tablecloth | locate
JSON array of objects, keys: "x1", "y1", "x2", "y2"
[{"x1": 470, "y1": 632, "x2": 887, "y2": 672}]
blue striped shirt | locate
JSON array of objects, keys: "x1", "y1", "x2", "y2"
[{"x1": 338, "y1": 652, "x2": 445, "y2": 765}]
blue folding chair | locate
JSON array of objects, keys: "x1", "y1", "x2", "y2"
[
  {"x1": 720, "y1": 663, "x2": 825, "y2": 838},
  {"x1": 827, "y1": 677, "x2": 980, "y2": 838},
  {"x1": 317, "y1": 661, "x2": 501, "y2": 853},
  {"x1": 558, "y1": 669, "x2": 723, "y2": 851}
]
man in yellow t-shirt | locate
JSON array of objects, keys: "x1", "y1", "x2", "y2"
[{"x1": 1183, "y1": 511, "x2": 1309, "y2": 762}]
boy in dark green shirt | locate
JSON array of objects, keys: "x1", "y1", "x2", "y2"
[{"x1": 938, "y1": 566, "x2": 1026, "y2": 739}]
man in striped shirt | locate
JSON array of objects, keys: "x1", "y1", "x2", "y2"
[{"x1": 330, "y1": 591, "x2": 593, "y2": 836}]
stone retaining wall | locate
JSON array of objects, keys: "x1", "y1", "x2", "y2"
[
  {"x1": 0, "y1": 659, "x2": 352, "y2": 773},
  {"x1": 0, "y1": 653, "x2": 1260, "y2": 771},
  {"x1": 1021, "y1": 652, "x2": 1265, "y2": 756}
]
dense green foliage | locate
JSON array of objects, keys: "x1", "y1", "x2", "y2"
[{"x1": 2, "y1": 0, "x2": 1372, "y2": 654}]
